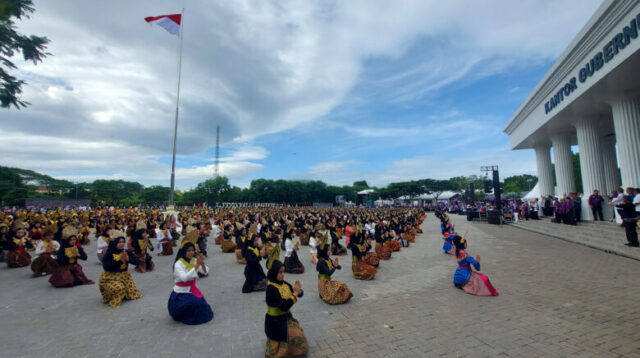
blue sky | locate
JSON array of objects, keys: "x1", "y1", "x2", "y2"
[{"x1": 2, "y1": 0, "x2": 604, "y2": 190}]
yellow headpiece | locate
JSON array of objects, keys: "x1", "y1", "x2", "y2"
[
  {"x1": 266, "y1": 243, "x2": 280, "y2": 270},
  {"x1": 180, "y1": 229, "x2": 199, "y2": 249}
]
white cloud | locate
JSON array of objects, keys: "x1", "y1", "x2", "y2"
[{"x1": 2, "y1": 0, "x2": 602, "y2": 185}]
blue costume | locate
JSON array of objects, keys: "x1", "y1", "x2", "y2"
[
  {"x1": 442, "y1": 233, "x2": 454, "y2": 254},
  {"x1": 168, "y1": 254, "x2": 213, "y2": 325},
  {"x1": 453, "y1": 250, "x2": 480, "y2": 286}
]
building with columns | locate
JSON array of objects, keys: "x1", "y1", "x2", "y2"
[{"x1": 504, "y1": 0, "x2": 640, "y2": 220}]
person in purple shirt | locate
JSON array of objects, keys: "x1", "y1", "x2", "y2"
[
  {"x1": 589, "y1": 190, "x2": 604, "y2": 221},
  {"x1": 553, "y1": 198, "x2": 562, "y2": 223},
  {"x1": 562, "y1": 198, "x2": 576, "y2": 225}
]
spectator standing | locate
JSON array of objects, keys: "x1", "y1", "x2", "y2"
[
  {"x1": 614, "y1": 195, "x2": 639, "y2": 247},
  {"x1": 588, "y1": 190, "x2": 604, "y2": 221}
]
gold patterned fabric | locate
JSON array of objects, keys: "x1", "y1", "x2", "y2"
[
  {"x1": 265, "y1": 319, "x2": 308, "y2": 358},
  {"x1": 99, "y1": 271, "x2": 143, "y2": 309},
  {"x1": 318, "y1": 278, "x2": 353, "y2": 305}
]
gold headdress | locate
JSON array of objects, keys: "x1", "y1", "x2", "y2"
[
  {"x1": 318, "y1": 230, "x2": 330, "y2": 250},
  {"x1": 110, "y1": 230, "x2": 125, "y2": 240},
  {"x1": 460, "y1": 230, "x2": 468, "y2": 244},
  {"x1": 266, "y1": 243, "x2": 280, "y2": 270},
  {"x1": 135, "y1": 219, "x2": 147, "y2": 231},
  {"x1": 44, "y1": 224, "x2": 58, "y2": 235},
  {"x1": 62, "y1": 225, "x2": 78, "y2": 240},
  {"x1": 180, "y1": 229, "x2": 199, "y2": 249},
  {"x1": 13, "y1": 220, "x2": 27, "y2": 232}
]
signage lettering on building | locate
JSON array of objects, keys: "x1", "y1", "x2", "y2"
[{"x1": 544, "y1": 13, "x2": 640, "y2": 115}]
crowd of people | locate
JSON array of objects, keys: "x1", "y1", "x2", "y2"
[{"x1": 0, "y1": 205, "x2": 426, "y2": 357}]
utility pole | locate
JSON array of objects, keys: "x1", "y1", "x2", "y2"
[{"x1": 214, "y1": 125, "x2": 220, "y2": 178}]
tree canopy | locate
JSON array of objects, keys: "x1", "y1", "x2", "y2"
[{"x1": 1, "y1": 0, "x2": 50, "y2": 108}]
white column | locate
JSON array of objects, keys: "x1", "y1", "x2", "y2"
[
  {"x1": 534, "y1": 144, "x2": 554, "y2": 197},
  {"x1": 600, "y1": 134, "x2": 620, "y2": 193},
  {"x1": 610, "y1": 95, "x2": 640, "y2": 188},
  {"x1": 574, "y1": 118, "x2": 609, "y2": 221},
  {"x1": 551, "y1": 134, "x2": 575, "y2": 197},
  {"x1": 574, "y1": 118, "x2": 607, "y2": 195}
]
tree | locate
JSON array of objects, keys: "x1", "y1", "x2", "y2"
[
  {"x1": 502, "y1": 174, "x2": 538, "y2": 194},
  {"x1": 1, "y1": 0, "x2": 50, "y2": 108},
  {"x1": 139, "y1": 185, "x2": 171, "y2": 204},
  {"x1": 352, "y1": 180, "x2": 369, "y2": 188}
]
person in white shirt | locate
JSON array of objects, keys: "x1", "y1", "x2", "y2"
[
  {"x1": 168, "y1": 242, "x2": 213, "y2": 325},
  {"x1": 308, "y1": 231, "x2": 319, "y2": 264},
  {"x1": 631, "y1": 188, "x2": 640, "y2": 214},
  {"x1": 96, "y1": 226, "x2": 113, "y2": 262},
  {"x1": 31, "y1": 224, "x2": 60, "y2": 278},
  {"x1": 283, "y1": 233, "x2": 305, "y2": 274}
]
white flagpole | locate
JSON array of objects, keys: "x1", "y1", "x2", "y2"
[{"x1": 169, "y1": 8, "x2": 185, "y2": 208}]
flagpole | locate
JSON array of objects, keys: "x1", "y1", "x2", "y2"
[{"x1": 169, "y1": 8, "x2": 185, "y2": 209}]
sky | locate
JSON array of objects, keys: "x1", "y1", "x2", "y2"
[{"x1": 2, "y1": 0, "x2": 605, "y2": 190}]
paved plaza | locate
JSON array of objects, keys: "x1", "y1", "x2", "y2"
[{"x1": 1, "y1": 214, "x2": 639, "y2": 358}]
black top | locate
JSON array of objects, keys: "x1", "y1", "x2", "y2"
[
  {"x1": 316, "y1": 258, "x2": 340, "y2": 276},
  {"x1": 57, "y1": 245, "x2": 87, "y2": 265},
  {"x1": 264, "y1": 280, "x2": 303, "y2": 342}
]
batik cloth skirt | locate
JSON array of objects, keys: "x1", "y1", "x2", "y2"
[
  {"x1": 363, "y1": 252, "x2": 380, "y2": 267},
  {"x1": 318, "y1": 278, "x2": 353, "y2": 305},
  {"x1": 160, "y1": 242, "x2": 174, "y2": 256},
  {"x1": 49, "y1": 264, "x2": 94, "y2": 287},
  {"x1": 99, "y1": 271, "x2": 143, "y2": 308},
  {"x1": 134, "y1": 253, "x2": 154, "y2": 273},
  {"x1": 352, "y1": 259, "x2": 376, "y2": 280},
  {"x1": 284, "y1": 251, "x2": 304, "y2": 274},
  {"x1": 402, "y1": 232, "x2": 416, "y2": 243},
  {"x1": 265, "y1": 319, "x2": 309, "y2": 358},
  {"x1": 461, "y1": 272, "x2": 499, "y2": 296},
  {"x1": 6, "y1": 249, "x2": 31, "y2": 267},
  {"x1": 375, "y1": 244, "x2": 391, "y2": 260},
  {"x1": 168, "y1": 291, "x2": 214, "y2": 325},
  {"x1": 385, "y1": 240, "x2": 401, "y2": 252},
  {"x1": 235, "y1": 249, "x2": 247, "y2": 264},
  {"x1": 221, "y1": 240, "x2": 236, "y2": 253},
  {"x1": 31, "y1": 254, "x2": 58, "y2": 276}
]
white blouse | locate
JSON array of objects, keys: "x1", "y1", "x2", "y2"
[
  {"x1": 285, "y1": 238, "x2": 295, "y2": 258},
  {"x1": 96, "y1": 237, "x2": 109, "y2": 254},
  {"x1": 173, "y1": 259, "x2": 209, "y2": 294},
  {"x1": 308, "y1": 237, "x2": 317, "y2": 254},
  {"x1": 35, "y1": 240, "x2": 60, "y2": 258}
]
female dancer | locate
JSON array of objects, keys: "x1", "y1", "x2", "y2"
[
  {"x1": 168, "y1": 242, "x2": 214, "y2": 325},
  {"x1": 99, "y1": 231, "x2": 143, "y2": 308},
  {"x1": 316, "y1": 233, "x2": 352, "y2": 304},
  {"x1": 264, "y1": 260, "x2": 309, "y2": 358},
  {"x1": 452, "y1": 235, "x2": 499, "y2": 296}
]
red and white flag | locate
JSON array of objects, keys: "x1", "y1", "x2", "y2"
[{"x1": 144, "y1": 14, "x2": 181, "y2": 36}]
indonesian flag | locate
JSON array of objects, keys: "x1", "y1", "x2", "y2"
[{"x1": 144, "y1": 14, "x2": 181, "y2": 36}]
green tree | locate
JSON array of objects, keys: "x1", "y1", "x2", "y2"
[
  {"x1": 1, "y1": 0, "x2": 50, "y2": 108},
  {"x1": 502, "y1": 174, "x2": 538, "y2": 194},
  {"x1": 139, "y1": 185, "x2": 171, "y2": 204},
  {"x1": 3, "y1": 187, "x2": 27, "y2": 205}
]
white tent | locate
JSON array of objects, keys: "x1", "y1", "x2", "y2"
[{"x1": 522, "y1": 183, "x2": 540, "y2": 200}]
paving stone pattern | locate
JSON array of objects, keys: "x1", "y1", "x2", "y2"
[{"x1": 1, "y1": 214, "x2": 639, "y2": 358}]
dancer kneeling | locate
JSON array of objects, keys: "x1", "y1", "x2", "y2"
[
  {"x1": 265, "y1": 260, "x2": 309, "y2": 358},
  {"x1": 99, "y1": 231, "x2": 143, "y2": 308},
  {"x1": 316, "y1": 232, "x2": 352, "y2": 305},
  {"x1": 350, "y1": 233, "x2": 376, "y2": 280},
  {"x1": 283, "y1": 233, "x2": 304, "y2": 274},
  {"x1": 50, "y1": 226, "x2": 94, "y2": 287},
  {"x1": 31, "y1": 224, "x2": 59, "y2": 277},
  {"x1": 452, "y1": 235, "x2": 499, "y2": 296},
  {"x1": 168, "y1": 242, "x2": 213, "y2": 325},
  {"x1": 242, "y1": 235, "x2": 268, "y2": 293}
]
